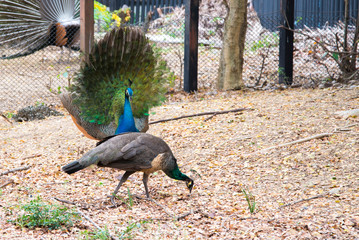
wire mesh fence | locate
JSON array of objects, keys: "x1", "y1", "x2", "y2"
[
  {"x1": 0, "y1": 28, "x2": 81, "y2": 113},
  {"x1": 0, "y1": 0, "x2": 358, "y2": 114},
  {"x1": 146, "y1": 6, "x2": 223, "y2": 90},
  {"x1": 0, "y1": 0, "x2": 81, "y2": 113}
]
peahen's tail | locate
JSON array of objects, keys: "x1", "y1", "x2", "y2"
[
  {"x1": 62, "y1": 143, "x2": 104, "y2": 174},
  {"x1": 62, "y1": 160, "x2": 85, "y2": 174},
  {"x1": 0, "y1": 0, "x2": 80, "y2": 59}
]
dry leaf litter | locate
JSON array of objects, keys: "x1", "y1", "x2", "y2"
[{"x1": 0, "y1": 87, "x2": 359, "y2": 239}]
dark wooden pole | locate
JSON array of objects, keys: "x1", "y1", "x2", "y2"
[
  {"x1": 279, "y1": 0, "x2": 294, "y2": 85},
  {"x1": 80, "y1": 0, "x2": 94, "y2": 56},
  {"x1": 184, "y1": 0, "x2": 199, "y2": 92}
]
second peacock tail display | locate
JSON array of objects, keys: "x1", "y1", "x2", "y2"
[{"x1": 60, "y1": 27, "x2": 171, "y2": 140}]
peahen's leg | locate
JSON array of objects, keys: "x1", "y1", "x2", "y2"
[
  {"x1": 142, "y1": 173, "x2": 151, "y2": 199},
  {"x1": 110, "y1": 171, "x2": 135, "y2": 206}
]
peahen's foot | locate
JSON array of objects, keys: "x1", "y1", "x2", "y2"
[{"x1": 108, "y1": 194, "x2": 118, "y2": 207}]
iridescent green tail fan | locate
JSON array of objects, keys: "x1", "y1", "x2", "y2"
[{"x1": 60, "y1": 27, "x2": 170, "y2": 140}]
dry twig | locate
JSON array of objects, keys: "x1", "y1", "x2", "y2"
[
  {"x1": 256, "y1": 133, "x2": 333, "y2": 154},
  {"x1": 0, "y1": 113, "x2": 13, "y2": 125},
  {"x1": 203, "y1": 114, "x2": 217, "y2": 122},
  {"x1": 0, "y1": 179, "x2": 14, "y2": 188},
  {"x1": 54, "y1": 197, "x2": 76, "y2": 205},
  {"x1": 21, "y1": 154, "x2": 42, "y2": 160},
  {"x1": 255, "y1": 49, "x2": 269, "y2": 86},
  {"x1": 0, "y1": 166, "x2": 31, "y2": 176},
  {"x1": 279, "y1": 193, "x2": 328, "y2": 209},
  {"x1": 54, "y1": 197, "x2": 118, "y2": 240},
  {"x1": 53, "y1": 197, "x2": 89, "y2": 210},
  {"x1": 149, "y1": 108, "x2": 252, "y2": 124},
  {"x1": 135, "y1": 195, "x2": 192, "y2": 221}
]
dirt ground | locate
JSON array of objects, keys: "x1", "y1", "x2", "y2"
[{"x1": 0, "y1": 87, "x2": 359, "y2": 239}]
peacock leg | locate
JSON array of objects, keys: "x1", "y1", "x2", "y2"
[
  {"x1": 58, "y1": 46, "x2": 64, "y2": 63},
  {"x1": 142, "y1": 173, "x2": 151, "y2": 199},
  {"x1": 110, "y1": 171, "x2": 135, "y2": 206},
  {"x1": 67, "y1": 47, "x2": 72, "y2": 62}
]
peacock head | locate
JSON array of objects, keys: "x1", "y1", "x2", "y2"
[{"x1": 125, "y1": 87, "x2": 134, "y2": 100}]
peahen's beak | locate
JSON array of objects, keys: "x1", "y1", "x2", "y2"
[{"x1": 187, "y1": 179, "x2": 194, "y2": 193}]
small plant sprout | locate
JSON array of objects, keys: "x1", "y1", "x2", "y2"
[
  {"x1": 242, "y1": 188, "x2": 256, "y2": 214},
  {"x1": 113, "y1": 187, "x2": 134, "y2": 209}
]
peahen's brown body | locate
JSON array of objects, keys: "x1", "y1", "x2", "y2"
[{"x1": 62, "y1": 132, "x2": 194, "y2": 204}]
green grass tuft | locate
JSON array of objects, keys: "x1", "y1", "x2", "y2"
[
  {"x1": 79, "y1": 221, "x2": 148, "y2": 240},
  {"x1": 9, "y1": 197, "x2": 80, "y2": 230}
]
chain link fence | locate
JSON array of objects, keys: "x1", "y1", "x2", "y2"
[
  {"x1": 1, "y1": 1, "x2": 358, "y2": 114},
  {"x1": 247, "y1": 5, "x2": 359, "y2": 89},
  {"x1": 146, "y1": 6, "x2": 224, "y2": 90},
  {"x1": 0, "y1": 30, "x2": 81, "y2": 113},
  {"x1": 0, "y1": 0, "x2": 81, "y2": 114}
]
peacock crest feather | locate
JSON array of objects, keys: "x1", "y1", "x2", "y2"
[{"x1": 68, "y1": 26, "x2": 169, "y2": 126}]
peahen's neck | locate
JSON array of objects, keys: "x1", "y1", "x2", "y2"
[
  {"x1": 115, "y1": 94, "x2": 139, "y2": 134},
  {"x1": 167, "y1": 166, "x2": 191, "y2": 181}
]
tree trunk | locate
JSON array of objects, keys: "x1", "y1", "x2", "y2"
[
  {"x1": 217, "y1": 0, "x2": 247, "y2": 90},
  {"x1": 339, "y1": 0, "x2": 358, "y2": 81}
]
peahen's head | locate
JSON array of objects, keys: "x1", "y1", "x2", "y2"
[
  {"x1": 166, "y1": 164, "x2": 194, "y2": 194},
  {"x1": 186, "y1": 178, "x2": 194, "y2": 193}
]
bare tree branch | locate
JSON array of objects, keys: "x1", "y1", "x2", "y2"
[{"x1": 149, "y1": 108, "x2": 252, "y2": 125}]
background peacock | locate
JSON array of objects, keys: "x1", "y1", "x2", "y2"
[
  {"x1": 0, "y1": 0, "x2": 80, "y2": 59},
  {"x1": 60, "y1": 26, "x2": 170, "y2": 140}
]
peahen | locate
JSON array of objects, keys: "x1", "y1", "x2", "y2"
[
  {"x1": 59, "y1": 27, "x2": 169, "y2": 140},
  {"x1": 62, "y1": 132, "x2": 194, "y2": 204},
  {"x1": 0, "y1": 0, "x2": 80, "y2": 59}
]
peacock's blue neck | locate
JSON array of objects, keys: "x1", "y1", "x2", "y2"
[{"x1": 115, "y1": 94, "x2": 139, "y2": 134}]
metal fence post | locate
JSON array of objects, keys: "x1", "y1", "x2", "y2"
[
  {"x1": 80, "y1": 0, "x2": 94, "y2": 56},
  {"x1": 184, "y1": 0, "x2": 199, "y2": 92},
  {"x1": 279, "y1": 0, "x2": 294, "y2": 85}
]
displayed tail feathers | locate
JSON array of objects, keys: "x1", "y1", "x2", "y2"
[
  {"x1": 62, "y1": 161, "x2": 85, "y2": 174},
  {"x1": 70, "y1": 27, "x2": 168, "y2": 126},
  {"x1": 0, "y1": 42, "x2": 49, "y2": 60},
  {"x1": 61, "y1": 26, "x2": 170, "y2": 140},
  {"x1": 60, "y1": 92, "x2": 117, "y2": 140},
  {"x1": 0, "y1": 0, "x2": 80, "y2": 59}
]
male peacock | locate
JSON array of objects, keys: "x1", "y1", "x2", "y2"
[
  {"x1": 0, "y1": 0, "x2": 80, "y2": 59},
  {"x1": 62, "y1": 132, "x2": 194, "y2": 205},
  {"x1": 115, "y1": 87, "x2": 139, "y2": 134},
  {"x1": 60, "y1": 27, "x2": 169, "y2": 140}
]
